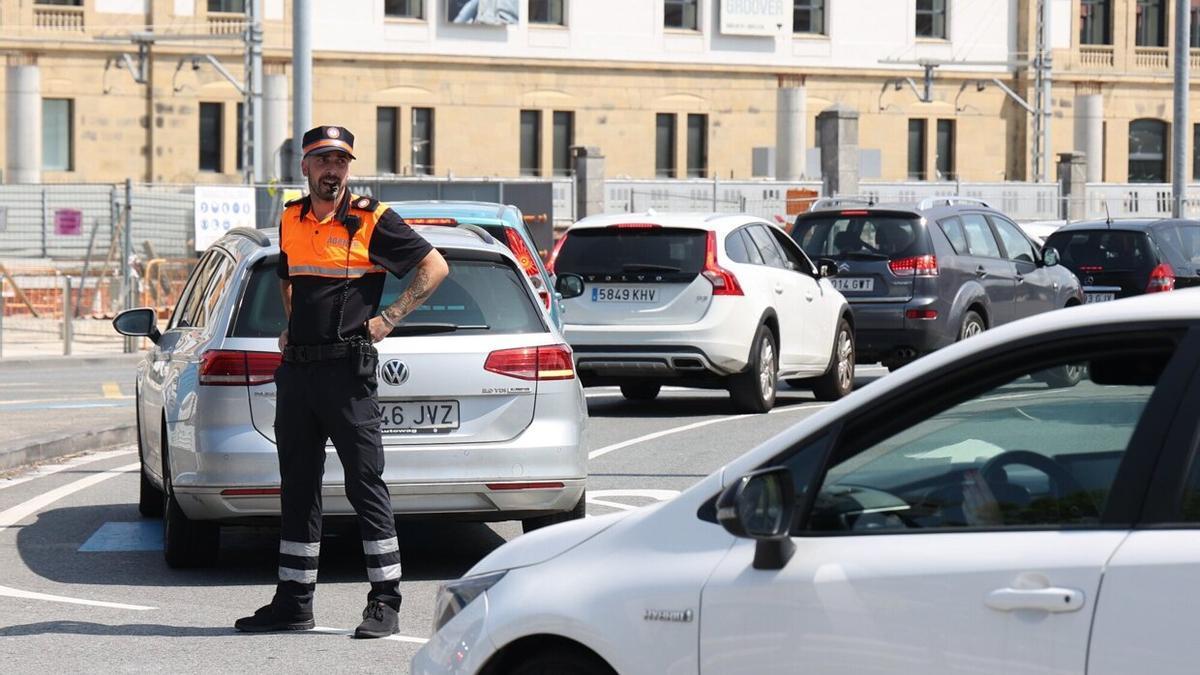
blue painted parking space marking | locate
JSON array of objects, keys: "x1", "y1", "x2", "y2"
[{"x1": 78, "y1": 521, "x2": 163, "y2": 552}]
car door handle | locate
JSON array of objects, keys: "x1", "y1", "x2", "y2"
[
  {"x1": 975, "y1": 266, "x2": 988, "y2": 279},
  {"x1": 774, "y1": 284, "x2": 784, "y2": 294},
  {"x1": 985, "y1": 587, "x2": 1084, "y2": 613},
  {"x1": 1015, "y1": 274, "x2": 1025, "y2": 284}
]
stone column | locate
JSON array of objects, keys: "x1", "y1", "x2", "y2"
[
  {"x1": 262, "y1": 74, "x2": 289, "y2": 181},
  {"x1": 1073, "y1": 94, "x2": 1104, "y2": 183},
  {"x1": 572, "y1": 145, "x2": 605, "y2": 221},
  {"x1": 1058, "y1": 151, "x2": 1088, "y2": 221},
  {"x1": 6, "y1": 64, "x2": 41, "y2": 184},
  {"x1": 775, "y1": 82, "x2": 807, "y2": 181},
  {"x1": 817, "y1": 106, "x2": 859, "y2": 197}
]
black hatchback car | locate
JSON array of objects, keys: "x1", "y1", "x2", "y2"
[
  {"x1": 1043, "y1": 219, "x2": 1200, "y2": 303},
  {"x1": 791, "y1": 197, "x2": 1083, "y2": 369}
]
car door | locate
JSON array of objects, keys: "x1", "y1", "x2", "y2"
[
  {"x1": 990, "y1": 215, "x2": 1056, "y2": 316},
  {"x1": 960, "y1": 212, "x2": 1016, "y2": 325},
  {"x1": 769, "y1": 225, "x2": 836, "y2": 368},
  {"x1": 1087, "y1": 327, "x2": 1200, "y2": 675},
  {"x1": 744, "y1": 224, "x2": 808, "y2": 369},
  {"x1": 698, "y1": 328, "x2": 1193, "y2": 675}
]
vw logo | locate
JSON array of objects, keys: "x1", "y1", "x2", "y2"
[{"x1": 380, "y1": 360, "x2": 409, "y2": 386}]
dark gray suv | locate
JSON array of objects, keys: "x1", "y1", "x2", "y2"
[{"x1": 791, "y1": 197, "x2": 1083, "y2": 369}]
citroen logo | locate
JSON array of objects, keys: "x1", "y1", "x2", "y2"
[
  {"x1": 381, "y1": 360, "x2": 409, "y2": 386},
  {"x1": 838, "y1": 262, "x2": 852, "y2": 273}
]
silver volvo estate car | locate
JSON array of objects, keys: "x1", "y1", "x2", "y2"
[{"x1": 114, "y1": 224, "x2": 588, "y2": 567}]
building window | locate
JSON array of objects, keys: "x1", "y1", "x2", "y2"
[
  {"x1": 1129, "y1": 118, "x2": 1167, "y2": 183},
  {"x1": 915, "y1": 0, "x2": 946, "y2": 39},
  {"x1": 377, "y1": 106, "x2": 399, "y2": 174},
  {"x1": 520, "y1": 110, "x2": 542, "y2": 177},
  {"x1": 664, "y1": 0, "x2": 698, "y2": 30},
  {"x1": 793, "y1": 0, "x2": 825, "y2": 34},
  {"x1": 236, "y1": 102, "x2": 244, "y2": 171},
  {"x1": 687, "y1": 114, "x2": 708, "y2": 178},
  {"x1": 1136, "y1": 0, "x2": 1166, "y2": 47},
  {"x1": 207, "y1": 0, "x2": 245, "y2": 12},
  {"x1": 936, "y1": 119, "x2": 955, "y2": 180},
  {"x1": 908, "y1": 119, "x2": 927, "y2": 180},
  {"x1": 35, "y1": 0, "x2": 82, "y2": 5},
  {"x1": 199, "y1": 102, "x2": 223, "y2": 172},
  {"x1": 552, "y1": 111, "x2": 574, "y2": 177},
  {"x1": 1192, "y1": 0, "x2": 1200, "y2": 48},
  {"x1": 1193, "y1": 124, "x2": 1200, "y2": 180},
  {"x1": 42, "y1": 98, "x2": 73, "y2": 171},
  {"x1": 385, "y1": 0, "x2": 423, "y2": 18},
  {"x1": 411, "y1": 107, "x2": 434, "y2": 175},
  {"x1": 1080, "y1": 0, "x2": 1112, "y2": 45},
  {"x1": 656, "y1": 113, "x2": 677, "y2": 178},
  {"x1": 529, "y1": 0, "x2": 565, "y2": 25}
]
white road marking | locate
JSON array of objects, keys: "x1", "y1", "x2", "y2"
[
  {"x1": 587, "y1": 402, "x2": 830, "y2": 461},
  {"x1": 311, "y1": 626, "x2": 428, "y2": 644},
  {"x1": 587, "y1": 489, "x2": 681, "y2": 512},
  {"x1": 0, "y1": 584, "x2": 154, "y2": 611},
  {"x1": 0, "y1": 447, "x2": 136, "y2": 492},
  {"x1": 587, "y1": 499, "x2": 640, "y2": 511},
  {"x1": 0, "y1": 459, "x2": 154, "y2": 611}
]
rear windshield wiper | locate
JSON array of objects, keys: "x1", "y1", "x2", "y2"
[
  {"x1": 835, "y1": 251, "x2": 890, "y2": 261},
  {"x1": 388, "y1": 322, "x2": 478, "y2": 336},
  {"x1": 622, "y1": 263, "x2": 682, "y2": 272}
]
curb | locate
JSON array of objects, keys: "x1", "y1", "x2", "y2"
[
  {"x1": 0, "y1": 353, "x2": 145, "y2": 371},
  {"x1": 0, "y1": 424, "x2": 137, "y2": 472}
]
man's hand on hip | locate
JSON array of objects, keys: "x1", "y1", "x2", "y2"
[{"x1": 278, "y1": 329, "x2": 289, "y2": 352}]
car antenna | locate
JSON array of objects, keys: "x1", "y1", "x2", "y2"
[{"x1": 1103, "y1": 200, "x2": 1112, "y2": 229}]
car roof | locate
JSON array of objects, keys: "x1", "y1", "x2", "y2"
[
  {"x1": 1052, "y1": 218, "x2": 1194, "y2": 234},
  {"x1": 216, "y1": 224, "x2": 513, "y2": 258},
  {"x1": 568, "y1": 211, "x2": 769, "y2": 234},
  {"x1": 796, "y1": 196, "x2": 1004, "y2": 221},
  {"x1": 388, "y1": 200, "x2": 516, "y2": 221}
]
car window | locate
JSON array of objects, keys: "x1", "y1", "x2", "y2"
[
  {"x1": 769, "y1": 226, "x2": 816, "y2": 273},
  {"x1": 804, "y1": 340, "x2": 1178, "y2": 533},
  {"x1": 960, "y1": 214, "x2": 1002, "y2": 258},
  {"x1": 746, "y1": 225, "x2": 788, "y2": 269},
  {"x1": 553, "y1": 227, "x2": 706, "y2": 278},
  {"x1": 738, "y1": 229, "x2": 764, "y2": 265},
  {"x1": 725, "y1": 229, "x2": 752, "y2": 264},
  {"x1": 1152, "y1": 222, "x2": 1200, "y2": 266},
  {"x1": 793, "y1": 215, "x2": 923, "y2": 260},
  {"x1": 990, "y1": 217, "x2": 1037, "y2": 264},
  {"x1": 939, "y1": 216, "x2": 968, "y2": 255},
  {"x1": 229, "y1": 258, "x2": 288, "y2": 338},
  {"x1": 1045, "y1": 230, "x2": 1156, "y2": 272},
  {"x1": 191, "y1": 254, "x2": 234, "y2": 329},
  {"x1": 169, "y1": 253, "x2": 217, "y2": 330}
]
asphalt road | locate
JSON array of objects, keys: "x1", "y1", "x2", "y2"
[{"x1": 0, "y1": 369, "x2": 886, "y2": 673}]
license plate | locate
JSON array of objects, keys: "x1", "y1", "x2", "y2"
[
  {"x1": 591, "y1": 286, "x2": 658, "y2": 303},
  {"x1": 378, "y1": 400, "x2": 459, "y2": 435},
  {"x1": 1085, "y1": 293, "x2": 1115, "y2": 304},
  {"x1": 832, "y1": 277, "x2": 875, "y2": 292}
]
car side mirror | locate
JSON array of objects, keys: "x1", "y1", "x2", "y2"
[
  {"x1": 555, "y1": 273, "x2": 585, "y2": 300},
  {"x1": 112, "y1": 307, "x2": 161, "y2": 344},
  {"x1": 716, "y1": 466, "x2": 797, "y2": 570},
  {"x1": 1041, "y1": 246, "x2": 1060, "y2": 268},
  {"x1": 816, "y1": 258, "x2": 839, "y2": 278}
]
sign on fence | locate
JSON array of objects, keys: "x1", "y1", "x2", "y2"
[
  {"x1": 194, "y1": 186, "x2": 256, "y2": 252},
  {"x1": 54, "y1": 209, "x2": 82, "y2": 236}
]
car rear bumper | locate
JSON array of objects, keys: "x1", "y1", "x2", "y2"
[{"x1": 850, "y1": 297, "x2": 953, "y2": 363}]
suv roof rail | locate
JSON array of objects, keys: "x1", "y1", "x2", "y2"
[
  {"x1": 225, "y1": 227, "x2": 271, "y2": 247},
  {"x1": 809, "y1": 195, "x2": 877, "y2": 211},
  {"x1": 917, "y1": 196, "x2": 991, "y2": 210},
  {"x1": 456, "y1": 222, "x2": 496, "y2": 245}
]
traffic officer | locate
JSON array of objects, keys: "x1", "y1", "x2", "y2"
[{"x1": 235, "y1": 125, "x2": 448, "y2": 639}]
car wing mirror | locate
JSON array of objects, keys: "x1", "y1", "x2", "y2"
[
  {"x1": 555, "y1": 273, "x2": 585, "y2": 300},
  {"x1": 1041, "y1": 246, "x2": 1060, "y2": 268},
  {"x1": 112, "y1": 307, "x2": 162, "y2": 343},
  {"x1": 816, "y1": 258, "x2": 839, "y2": 278},
  {"x1": 716, "y1": 466, "x2": 797, "y2": 570}
]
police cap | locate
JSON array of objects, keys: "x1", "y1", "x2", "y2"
[{"x1": 301, "y1": 125, "x2": 356, "y2": 160}]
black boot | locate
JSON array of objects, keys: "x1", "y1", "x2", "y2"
[
  {"x1": 234, "y1": 603, "x2": 315, "y2": 633},
  {"x1": 354, "y1": 599, "x2": 400, "y2": 639}
]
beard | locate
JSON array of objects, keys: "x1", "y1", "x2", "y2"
[{"x1": 308, "y1": 172, "x2": 343, "y2": 201}]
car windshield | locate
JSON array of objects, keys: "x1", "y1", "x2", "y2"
[
  {"x1": 230, "y1": 256, "x2": 545, "y2": 337},
  {"x1": 792, "y1": 215, "x2": 924, "y2": 260},
  {"x1": 553, "y1": 227, "x2": 706, "y2": 276}
]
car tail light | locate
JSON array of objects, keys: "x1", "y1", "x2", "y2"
[
  {"x1": 702, "y1": 230, "x2": 743, "y2": 296},
  {"x1": 610, "y1": 223, "x2": 661, "y2": 229},
  {"x1": 485, "y1": 482, "x2": 565, "y2": 490},
  {"x1": 841, "y1": 210, "x2": 869, "y2": 216},
  {"x1": 503, "y1": 228, "x2": 551, "y2": 309},
  {"x1": 1079, "y1": 265, "x2": 1104, "y2": 273},
  {"x1": 905, "y1": 309, "x2": 939, "y2": 320},
  {"x1": 221, "y1": 487, "x2": 281, "y2": 496},
  {"x1": 1146, "y1": 263, "x2": 1176, "y2": 293},
  {"x1": 199, "y1": 350, "x2": 281, "y2": 386},
  {"x1": 484, "y1": 344, "x2": 575, "y2": 381},
  {"x1": 888, "y1": 255, "x2": 939, "y2": 277},
  {"x1": 546, "y1": 233, "x2": 568, "y2": 275},
  {"x1": 404, "y1": 217, "x2": 458, "y2": 226}
]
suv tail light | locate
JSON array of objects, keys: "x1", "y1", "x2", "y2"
[
  {"x1": 484, "y1": 344, "x2": 575, "y2": 381},
  {"x1": 503, "y1": 228, "x2": 551, "y2": 309},
  {"x1": 546, "y1": 234, "x2": 568, "y2": 276},
  {"x1": 199, "y1": 350, "x2": 281, "y2": 386},
  {"x1": 888, "y1": 255, "x2": 939, "y2": 277},
  {"x1": 1146, "y1": 263, "x2": 1176, "y2": 293},
  {"x1": 404, "y1": 217, "x2": 458, "y2": 226},
  {"x1": 703, "y1": 231, "x2": 744, "y2": 296}
]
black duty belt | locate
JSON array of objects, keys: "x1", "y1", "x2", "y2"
[{"x1": 282, "y1": 342, "x2": 352, "y2": 363}]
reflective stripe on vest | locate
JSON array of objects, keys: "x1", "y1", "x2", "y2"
[{"x1": 287, "y1": 264, "x2": 386, "y2": 278}]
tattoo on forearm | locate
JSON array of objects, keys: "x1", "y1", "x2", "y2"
[{"x1": 381, "y1": 267, "x2": 437, "y2": 326}]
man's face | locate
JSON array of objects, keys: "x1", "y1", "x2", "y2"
[{"x1": 302, "y1": 151, "x2": 351, "y2": 201}]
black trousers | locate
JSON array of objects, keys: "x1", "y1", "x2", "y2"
[{"x1": 271, "y1": 358, "x2": 401, "y2": 613}]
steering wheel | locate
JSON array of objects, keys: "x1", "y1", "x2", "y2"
[{"x1": 980, "y1": 450, "x2": 1099, "y2": 520}]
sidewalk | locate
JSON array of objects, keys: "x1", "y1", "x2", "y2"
[{"x1": 0, "y1": 316, "x2": 147, "y2": 472}]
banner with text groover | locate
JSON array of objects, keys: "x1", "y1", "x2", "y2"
[
  {"x1": 720, "y1": 0, "x2": 788, "y2": 36},
  {"x1": 194, "y1": 186, "x2": 256, "y2": 252}
]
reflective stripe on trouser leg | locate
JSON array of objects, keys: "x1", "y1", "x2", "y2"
[
  {"x1": 279, "y1": 539, "x2": 320, "y2": 584},
  {"x1": 364, "y1": 537, "x2": 402, "y2": 582}
]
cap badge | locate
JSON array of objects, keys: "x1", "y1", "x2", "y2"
[{"x1": 327, "y1": 127, "x2": 341, "y2": 139}]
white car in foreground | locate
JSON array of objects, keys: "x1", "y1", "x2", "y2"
[
  {"x1": 414, "y1": 289, "x2": 1200, "y2": 675},
  {"x1": 550, "y1": 212, "x2": 855, "y2": 412}
]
